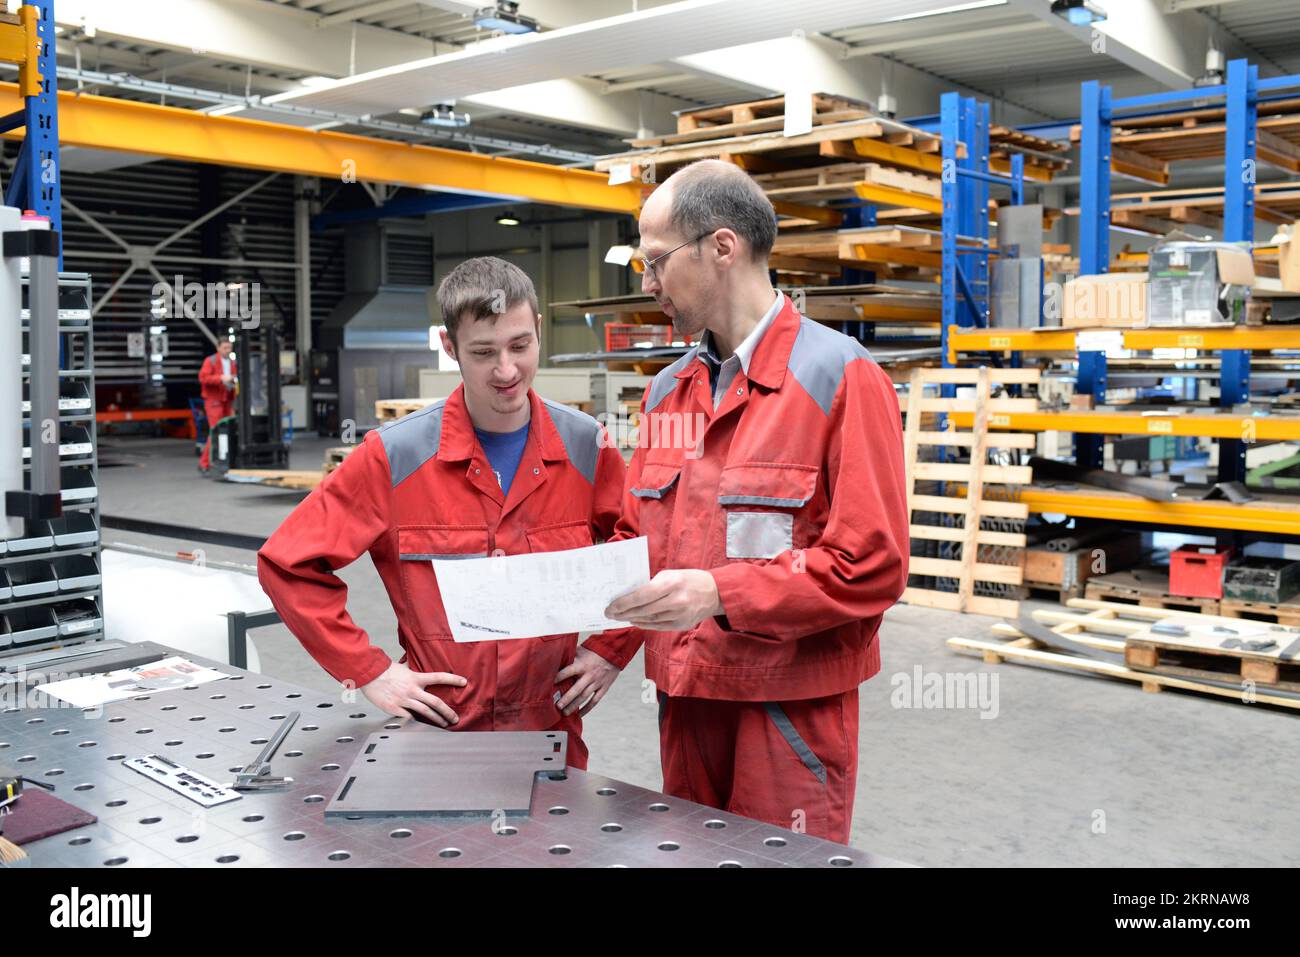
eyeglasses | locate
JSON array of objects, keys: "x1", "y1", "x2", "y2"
[{"x1": 632, "y1": 230, "x2": 715, "y2": 280}]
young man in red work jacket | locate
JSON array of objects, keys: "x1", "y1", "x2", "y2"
[
  {"x1": 197, "y1": 339, "x2": 237, "y2": 475},
  {"x1": 603, "y1": 160, "x2": 910, "y2": 843},
  {"x1": 258, "y1": 257, "x2": 632, "y2": 769}
]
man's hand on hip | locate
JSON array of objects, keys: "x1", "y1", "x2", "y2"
[
  {"x1": 361, "y1": 660, "x2": 467, "y2": 727},
  {"x1": 604, "y1": 569, "x2": 722, "y2": 631},
  {"x1": 555, "y1": 647, "x2": 621, "y2": 717}
]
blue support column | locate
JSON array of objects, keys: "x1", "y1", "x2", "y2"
[
  {"x1": 838, "y1": 202, "x2": 874, "y2": 288},
  {"x1": 940, "y1": 92, "x2": 960, "y2": 377},
  {"x1": 1075, "y1": 350, "x2": 1106, "y2": 468},
  {"x1": 1219, "y1": 58, "x2": 1258, "y2": 484},
  {"x1": 29, "y1": 0, "x2": 60, "y2": 264},
  {"x1": 1079, "y1": 80, "x2": 1111, "y2": 276},
  {"x1": 1, "y1": 2, "x2": 61, "y2": 266},
  {"x1": 1076, "y1": 80, "x2": 1111, "y2": 467}
]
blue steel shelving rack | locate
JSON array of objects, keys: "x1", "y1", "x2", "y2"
[
  {"x1": 938, "y1": 91, "x2": 1028, "y2": 393},
  {"x1": 1076, "y1": 58, "x2": 1300, "y2": 482}
]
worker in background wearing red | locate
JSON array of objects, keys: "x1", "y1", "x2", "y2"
[
  {"x1": 603, "y1": 160, "x2": 910, "y2": 843},
  {"x1": 258, "y1": 257, "x2": 633, "y2": 769},
  {"x1": 197, "y1": 338, "x2": 237, "y2": 476}
]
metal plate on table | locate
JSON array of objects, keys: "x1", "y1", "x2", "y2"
[{"x1": 323, "y1": 729, "x2": 566, "y2": 820}]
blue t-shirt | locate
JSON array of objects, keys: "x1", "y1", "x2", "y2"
[{"x1": 474, "y1": 422, "x2": 531, "y2": 496}]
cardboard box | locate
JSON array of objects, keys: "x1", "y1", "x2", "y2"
[
  {"x1": 1061, "y1": 272, "x2": 1148, "y2": 328},
  {"x1": 1278, "y1": 223, "x2": 1300, "y2": 293}
]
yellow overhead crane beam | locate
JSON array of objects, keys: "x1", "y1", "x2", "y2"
[{"x1": 0, "y1": 82, "x2": 642, "y2": 215}]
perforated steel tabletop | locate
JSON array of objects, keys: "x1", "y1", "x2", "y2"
[{"x1": 0, "y1": 645, "x2": 905, "y2": 868}]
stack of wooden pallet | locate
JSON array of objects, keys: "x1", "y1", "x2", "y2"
[{"x1": 595, "y1": 92, "x2": 1065, "y2": 284}]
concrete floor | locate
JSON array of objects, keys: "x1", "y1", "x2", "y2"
[{"x1": 94, "y1": 433, "x2": 1300, "y2": 866}]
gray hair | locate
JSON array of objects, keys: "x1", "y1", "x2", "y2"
[
  {"x1": 664, "y1": 159, "x2": 777, "y2": 262},
  {"x1": 436, "y1": 256, "x2": 539, "y2": 344}
]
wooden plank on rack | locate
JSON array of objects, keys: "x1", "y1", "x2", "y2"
[{"x1": 1110, "y1": 145, "x2": 1170, "y2": 185}]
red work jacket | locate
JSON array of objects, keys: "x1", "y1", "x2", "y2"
[
  {"x1": 257, "y1": 386, "x2": 634, "y2": 732},
  {"x1": 614, "y1": 294, "x2": 909, "y2": 701},
  {"x1": 199, "y1": 354, "x2": 238, "y2": 403}
]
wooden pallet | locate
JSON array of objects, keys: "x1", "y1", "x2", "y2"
[
  {"x1": 1023, "y1": 582, "x2": 1085, "y2": 604},
  {"x1": 323, "y1": 446, "x2": 355, "y2": 474},
  {"x1": 1083, "y1": 568, "x2": 1220, "y2": 615},
  {"x1": 948, "y1": 598, "x2": 1300, "y2": 709},
  {"x1": 224, "y1": 469, "x2": 323, "y2": 490},
  {"x1": 754, "y1": 161, "x2": 941, "y2": 204},
  {"x1": 375, "y1": 398, "x2": 439, "y2": 422},
  {"x1": 1219, "y1": 597, "x2": 1300, "y2": 627},
  {"x1": 597, "y1": 114, "x2": 951, "y2": 177},
  {"x1": 668, "y1": 93, "x2": 872, "y2": 140},
  {"x1": 901, "y1": 366, "x2": 1039, "y2": 618}
]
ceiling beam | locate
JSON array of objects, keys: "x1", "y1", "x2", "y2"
[
  {"x1": 54, "y1": 0, "x2": 435, "y2": 76},
  {"x1": 1005, "y1": 0, "x2": 1212, "y2": 89},
  {"x1": 264, "y1": 0, "x2": 966, "y2": 116}
]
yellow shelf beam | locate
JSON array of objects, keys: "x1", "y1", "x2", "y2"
[
  {"x1": 949, "y1": 408, "x2": 1300, "y2": 441},
  {"x1": 947, "y1": 325, "x2": 1300, "y2": 363},
  {"x1": 0, "y1": 82, "x2": 642, "y2": 214},
  {"x1": 853, "y1": 183, "x2": 944, "y2": 215},
  {"x1": 0, "y1": 7, "x2": 39, "y2": 97},
  {"x1": 1017, "y1": 488, "x2": 1300, "y2": 536}
]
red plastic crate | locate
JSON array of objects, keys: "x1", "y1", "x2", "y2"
[
  {"x1": 605, "y1": 323, "x2": 672, "y2": 352},
  {"x1": 1169, "y1": 545, "x2": 1232, "y2": 599}
]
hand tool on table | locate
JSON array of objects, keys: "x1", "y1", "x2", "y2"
[{"x1": 231, "y1": 710, "x2": 299, "y2": 791}]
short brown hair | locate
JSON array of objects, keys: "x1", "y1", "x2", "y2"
[
  {"x1": 663, "y1": 159, "x2": 777, "y2": 261},
  {"x1": 436, "y1": 256, "x2": 539, "y2": 344}
]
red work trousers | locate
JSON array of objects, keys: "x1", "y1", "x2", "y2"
[
  {"x1": 199, "y1": 399, "x2": 234, "y2": 470},
  {"x1": 657, "y1": 689, "x2": 859, "y2": 844}
]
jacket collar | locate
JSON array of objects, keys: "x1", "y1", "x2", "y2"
[
  {"x1": 436, "y1": 384, "x2": 568, "y2": 462},
  {"x1": 674, "y1": 292, "x2": 799, "y2": 392}
]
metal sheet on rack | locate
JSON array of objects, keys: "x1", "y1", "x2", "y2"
[
  {"x1": 1, "y1": 644, "x2": 910, "y2": 869},
  {"x1": 324, "y1": 730, "x2": 565, "y2": 819}
]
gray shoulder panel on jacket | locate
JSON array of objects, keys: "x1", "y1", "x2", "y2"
[
  {"x1": 378, "y1": 398, "x2": 447, "y2": 487},
  {"x1": 542, "y1": 398, "x2": 600, "y2": 484},
  {"x1": 644, "y1": 346, "x2": 699, "y2": 413},
  {"x1": 787, "y1": 317, "x2": 875, "y2": 416}
]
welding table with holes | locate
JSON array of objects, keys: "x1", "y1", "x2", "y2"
[{"x1": 0, "y1": 645, "x2": 905, "y2": 868}]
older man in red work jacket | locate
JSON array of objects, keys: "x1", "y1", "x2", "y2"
[
  {"x1": 603, "y1": 160, "x2": 910, "y2": 843},
  {"x1": 258, "y1": 257, "x2": 631, "y2": 768},
  {"x1": 197, "y1": 339, "x2": 237, "y2": 474}
]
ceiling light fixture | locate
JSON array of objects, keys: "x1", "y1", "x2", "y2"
[
  {"x1": 473, "y1": 2, "x2": 538, "y2": 35},
  {"x1": 1050, "y1": 0, "x2": 1107, "y2": 26},
  {"x1": 496, "y1": 211, "x2": 522, "y2": 227}
]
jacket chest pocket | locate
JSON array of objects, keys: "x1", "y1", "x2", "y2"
[
  {"x1": 397, "y1": 525, "x2": 490, "y2": 640},
  {"x1": 629, "y1": 460, "x2": 682, "y2": 570},
  {"x1": 717, "y1": 463, "x2": 818, "y2": 561},
  {"x1": 525, "y1": 519, "x2": 595, "y2": 554}
]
